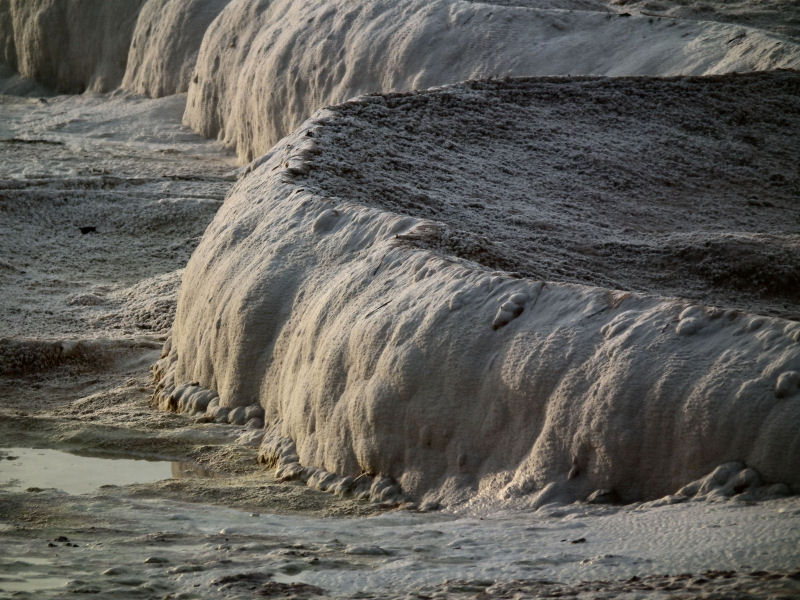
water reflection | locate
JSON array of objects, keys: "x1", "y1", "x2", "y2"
[{"x1": 0, "y1": 448, "x2": 212, "y2": 495}]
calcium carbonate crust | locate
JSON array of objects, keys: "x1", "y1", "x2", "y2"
[
  {"x1": 0, "y1": 0, "x2": 228, "y2": 95},
  {"x1": 154, "y1": 79, "x2": 800, "y2": 510},
  {"x1": 122, "y1": 0, "x2": 230, "y2": 97},
  {"x1": 184, "y1": 0, "x2": 800, "y2": 162},
  {"x1": 0, "y1": 0, "x2": 146, "y2": 93},
  {"x1": 2, "y1": 0, "x2": 799, "y2": 164},
  {"x1": 2, "y1": 0, "x2": 797, "y2": 510}
]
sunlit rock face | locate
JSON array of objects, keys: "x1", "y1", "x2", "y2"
[
  {"x1": 0, "y1": 0, "x2": 146, "y2": 93},
  {"x1": 123, "y1": 0, "x2": 231, "y2": 97},
  {"x1": 160, "y1": 74, "x2": 800, "y2": 509},
  {"x1": 183, "y1": 0, "x2": 800, "y2": 161},
  {"x1": 2, "y1": 0, "x2": 798, "y2": 159}
]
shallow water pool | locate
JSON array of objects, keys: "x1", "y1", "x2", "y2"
[{"x1": 0, "y1": 447, "x2": 201, "y2": 494}]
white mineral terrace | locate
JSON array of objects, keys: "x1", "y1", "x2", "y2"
[{"x1": 1, "y1": 1, "x2": 799, "y2": 598}]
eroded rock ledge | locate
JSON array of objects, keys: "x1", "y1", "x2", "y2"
[{"x1": 155, "y1": 75, "x2": 800, "y2": 509}]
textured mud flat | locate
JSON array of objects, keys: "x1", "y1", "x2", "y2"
[
  {"x1": 0, "y1": 92, "x2": 234, "y2": 341},
  {"x1": 429, "y1": 570, "x2": 800, "y2": 599},
  {"x1": 2, "y1": 471, "x2": 800, "y2": 599}
]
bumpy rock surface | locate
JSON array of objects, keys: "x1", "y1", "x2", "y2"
[
  {"x1": 161, "y1": 73, "x2": 800, "y2": 508},
  {"x1": 122, "y1": 0, "x2": 230, "y2": 97},
  {"x1": 0, "y1": 0, "x2": 146, "y2": 92},
  {"x1": 183, "y1": 0, "x2": 800, "y2": 161}
]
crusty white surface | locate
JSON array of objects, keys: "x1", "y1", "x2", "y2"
[
  {"x1": 183, "y1": 0, "x2": 800, "y2": 161},
  {"x1": 0, "y1": 0, "x2": 145, "y2": 93},
  {"x1": 122, "y1": 0, "x2": 230, "y2": 97},
  {"x1": 171, "y1": 75, "x2": 800, "y2": 507}
]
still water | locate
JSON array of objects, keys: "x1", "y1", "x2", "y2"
[{"x1": 0, "y1": 447, "x2": 205, "y2": 495}]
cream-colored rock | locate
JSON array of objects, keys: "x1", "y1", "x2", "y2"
[
  {"x1": 165, "y1": 76, "x2": 800, "y2": 508},
  {"x1": 183, "y1": 0, "x2": 800, "y2": 161},
  {"x1": 122, "y1": 0, "x2": 230, "y2": 97},
  {"x1": 0, "y1": 0, "x2": 146, "y2": 92}
]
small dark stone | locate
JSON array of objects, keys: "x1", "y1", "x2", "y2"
[
  {"x1": 212, "y1": 572, "x2": 271, "y2": 587},
  {"x1": 258, "y1": 581, "x2": 325, "y2": 597},
  {"x1": 570, "y1": 537, "x2": 587, "y2": 544},
  {"x1": 79, "y1": 226, "x2": 97, "y2": 235},
  {"x1": 54, "y1": 536, "x2": 69, "y2": 542},
  {"x1": 586, "y1": 489, "x2": 620, "y2": 504}
]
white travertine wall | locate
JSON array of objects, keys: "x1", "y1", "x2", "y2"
[
  {"x1": 0, "y1": 0, "x2": 146, "y2": 93},
  {"x1": 159, "y1": 80, "x2": 800, "y2": 507},
  {"x1": 3, "y1": 0, "x2": 798, "y2": 508},
  {"x1": 122, "y1": 0, "x2": 231, "y2": 97},
  {"x1": 2, "y1": 0, "x2": 798, "y2": 160},
  {"x1": 183, "y1": 0, "x2": 800, "y2": 161}
]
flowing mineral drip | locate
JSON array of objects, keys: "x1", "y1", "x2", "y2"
[
  {"x1": 0, "y1": 0, "x2": 146, "y2": 93},
  {"x1": 3, "y1": 0, "x2": 799, "y2": 159},
  {"x1": 122, "y1": 0, "x2": 230, "y2": 97},
  {"x1": 182, "y1": 0, "x2": 800, "y2": 161},
  {"x1": 155, "y1": 74, "x2": 800, "y2": 509}
]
